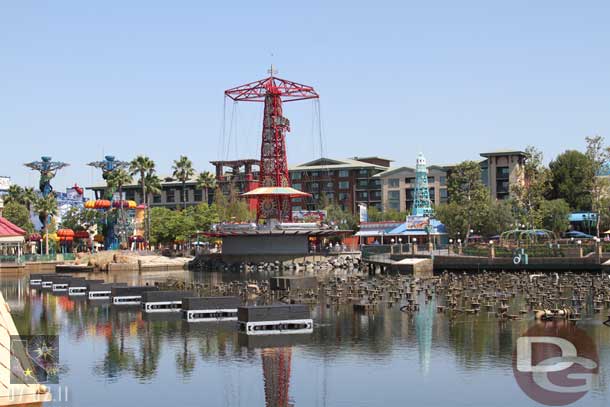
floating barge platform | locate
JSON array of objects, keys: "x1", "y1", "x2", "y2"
[
  {"x1": 141, "y1": 290, "x2": 192, "y2": 313},
  {"x1": 111, "y1": 286, "x2": 158, "y2": 305},
  {"x1": 238, "y1": 304, "x2": 313, "y2": 335},
  {"x1": 183, "y1": 296, "x2": 241, "y2": 322}
]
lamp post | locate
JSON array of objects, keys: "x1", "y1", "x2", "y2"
[
  {"x1": 398, "y1": 237, "x2": 403, "y2": 254},
  {"x1": 391, "y1": 238, "x2": 395, "y2": 255}
]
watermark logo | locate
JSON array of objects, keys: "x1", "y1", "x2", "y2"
[
  {"x1": 513, "y1": 323, "x2": 599, "y2": 405},
  {"x1": 10, "y1": 335, "x2": 60, "y2": 384}
]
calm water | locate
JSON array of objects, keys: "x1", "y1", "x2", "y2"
[{"x1": 2, "y1": 269, "x2": 609, "y2": 407}]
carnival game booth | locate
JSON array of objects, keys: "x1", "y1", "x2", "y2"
[{"x1": 0, "y1": 217, "x2": 26, "y2": 261}]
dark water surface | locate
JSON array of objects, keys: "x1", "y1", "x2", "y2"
[{"x1": 1, "y1": 269, "x2": 609, "y2": 407}]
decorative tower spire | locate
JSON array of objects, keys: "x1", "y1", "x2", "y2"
[
  {"x1": 225, "y1": 71, "x2": 319, "y2": 222},
  {"x1": 413, "y1": 153, "x2": 434, "y2": 217}
]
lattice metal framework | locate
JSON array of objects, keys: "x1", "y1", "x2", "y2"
[
  {"x1": 412, "y1": 153, "x2": 434, "y2": 217},
  {"x1": 225, "y1": 69, "x2": 319, "y2": 222}
]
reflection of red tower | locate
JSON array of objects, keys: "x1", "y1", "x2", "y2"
[
  {"x1": 261, "y1": 347, "x2": 293, "y2": 407},
  {"x1": 225, "y1": 68, "x2": 319, "y2": 222}
]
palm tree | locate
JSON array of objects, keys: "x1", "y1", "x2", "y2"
[
  {"x1": 144, "y1": 172, "x2": 162, "y2": 246},
  {"x1": 34, "y1": 194, "x2": 58, "y2": 255},
  {"x1": 5, "y1": 185, "x2": 24, "y2": 205},
  {"x1": 195, "y1": 171, "x2": 216, "y2": 205},
  {"x1": 22, "y1": 187, "x2": 37, "y2": 211},
  {"x1": 172, "y1": 156, "x2": 195, "y2": 210},
  {"x1": 106, "y1": 168, "x2": 133, "y2": 201},
  {"x1": 130, "y1": 156, "x2": 155, "y2": 242}
]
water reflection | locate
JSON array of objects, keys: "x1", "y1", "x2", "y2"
[{"x1": 1, "y1": 272, "x2": 609, "y2": 406}]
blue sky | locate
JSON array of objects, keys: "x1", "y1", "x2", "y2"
[{"x1": 2, "y1": 1, "x2": 610, "y2": 193}]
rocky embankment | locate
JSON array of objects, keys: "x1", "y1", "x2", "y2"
[
  {"x1": 74, "y1": 251, "x2": 191, "y2": 271},
  {"x1": 189, "y1": 254, "x2": 361, "y2": 273}
]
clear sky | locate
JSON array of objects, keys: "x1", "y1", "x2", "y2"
[{"x1": 2, "y1": 1, "x2": 610, "y2": 194}]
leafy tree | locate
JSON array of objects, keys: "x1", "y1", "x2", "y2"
[
  {"x1": 22, "y1": 187, "x2": 38, "y2": 211},
  {"x1": 149, "y1": 207, "x2": 194, "y2": 245},
  {"x1": 324, "y1": 203, "x2": 358, "y2": 230},
  {"x1": 4, "y1": 185, "x2": 24, "y2": 205},
  {"x1": 3, "y1": 202, "x2": 34, "y2": 233},
  {"x1": 60, "y1": 207, "x2": 101, "y2": 231},
  {"x1": 511, "y1": 146, "x2": 550, "y2": 228},
  {"x1": 172, "y1": 155, "x2": 195, "y2": 210},
  {"x1": 184, "y1": 203, "x2": 220, "y2": 232},
  {"x1": 585, "y1": 135, "x2": 610, "y2": 237},
  {"x1": 106, "y1": 168, "x2": 133, "y2": 200},
  {"x1": 446, "y1": 160, "x2": 489, "y2": 241},
  {"x1": 547, "y1": 150, "x2": 593, "y2": 211},
  {"x1": 368, "y1": 207, "x2": 409, "y2": 222},
  {"x1": 144, "y1": 172, "x2": 162, "y2": 246},
  {"x1": 195, "y1": 171, "x2": 216, "y2": 205},
  {"x1": 34, "y1": 194, "x2": 58, "y2": 254},
  {"x1": 480, "y1": 200, "x2": 516, "y2": 237},
  {"x1": 539, "y1": 199, "x2": 571, "y2": 235},
  {"x1": 130, "y1": 155, "x2": 156, "y2": 242}
]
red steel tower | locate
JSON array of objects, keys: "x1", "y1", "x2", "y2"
[{"x1": 225, "y1": 68, "x2": 319, "y2": 222}]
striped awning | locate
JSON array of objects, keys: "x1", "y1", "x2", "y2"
[{"x1": 241, "y1": 187, "x2": 311, "y2": 198}]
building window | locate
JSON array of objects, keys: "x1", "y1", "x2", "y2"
[
  {"x1": 293, "y1": 183, "x2": 302, "y2": 190},
  {"x1": 310, "y1": 171, "x2": 319, "y2": 177},
  {"x1": 291, "y1": 172, "x2": 302, "y2": 180},
  {"x1": 440, "y1": 188, "x2": 448, "y2": 199},
  {"x1": 496, "y1": 167, "x2": 509, "y2": 180},
  {"x1": 325, "y1": 182, "x2": 334, "y2": 190},
  {"x1": 194, "y1": 189, "x2": 203, "y2": 202},
  {"x1": 310, "y1": 182, "x2": 319, "y2": 190},
  {"x1": 370, "y1": 190, "x2": 381, "y2": 200},
  {"x1": 357, "y1": 179, "x2": 368, "y2": 188},
  {"x1": 439, "y1": 176, "x2": 447, "y2": 186},
  {"x1": 339, "y1": 181, "x2": 349, "y2": 189},
  {"x1": 405, "y1": 177, "x2": 415, "y2": 185},
  {"x1": 293, "y1": 198, "x2": 302, "y2": 203},
  {"x1": 357, "y1": 191, "x2": 368, "y2": 200},
  {"x1": 153, "y1": 194, "x2": 161, "y2": 204},
  {"x1": 428, "y1": 176, "x2": 435, "y2": 184},
  {"x1": 497, "y1": 180, "x2": 510, "y2": 194},
  {"x1": 339, "y1": 192, "x2": 348, "y2": 201},
  {"x1": 389, "y1": 201, "x2": 400, "y2": 210},
  {"x1": 388, "y1": 178, "x2": 400, "y2": 188},
  {"x1": 125, "y1": 190, "x2": 135, "y2": 201},
  {"x1": 388, "y1": 190, "x2": 400, "y2": 201},
  {"x1": 338, "y1": 170, "x2": 349, "y2": 177},
  {"x1": 326, "y1": 192, "x2": 335, "y2": 200},
  {"x1": 358, "y1": 169, "x2": 369, "y2": 177},
  {"x1": 371, "y1": 179, "x2": 381, "y2": 188},
  {"x1": 166, "y1": 189, "x2": 175, "y2": 203},
  {"x1": 293, "y1": 206, "x2": 302, "y2": 211}
]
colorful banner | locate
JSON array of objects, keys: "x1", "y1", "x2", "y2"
[
  {"x1": 359, "y1": 204, "x2": 368, "y2": 222},
  {"x1": 406, "y1": 215, "x2": 429, "y2": 230}
]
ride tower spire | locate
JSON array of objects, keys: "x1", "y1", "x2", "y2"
[{"x1": 224, "y1": 69, "x2": 318, "y2": 223}]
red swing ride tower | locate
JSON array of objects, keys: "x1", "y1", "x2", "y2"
[{"x1": 225, "y1": 67, "x2": 318, "y2": 223}]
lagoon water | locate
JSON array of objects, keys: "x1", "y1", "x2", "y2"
[{"x1": 2, "y1": 269, "x2": 609, "y2": 407}]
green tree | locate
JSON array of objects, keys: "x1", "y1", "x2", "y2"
[
  {"x1": 4, "y1": 185, "x2": 24, "y2": 205},
  {"x1": 324, "y1": 203, "x2": 358, "y2": 230},
  {"x1": 185, "y1": 203, "x2": 220, "y2": 232},
  {"x1": 539, "y1": 199, "x2": 571, "y2": 235},
  {"x1": 149, "y1": 207, "x2": 195, "y2": 245},
  {"x1": 585, "y1": 135, "x2": 610, "y2": 237},
  {"x1": 172, "y1": 155, "x2": 195, "y2": 210},
  {"x1": 3, "y1": 202, "x2": 34, "y2": 233},
  {"x1": 511, "y1": 146, "x2": 550, "y2": 228},
  {"x1": 130, "y1": 155, "x2": 156, "y2": 242},
  {"x1": 195, "y1": 171, "x2": 216, "y2": 205},
  {"x1": 368, "y1": 207, "x2": 409, "y2": 222},
  {"x1": 34, "y1": 194, "x2": 58, "y2": 254},
  {"x1": 446, "y1": 160, "x2": 489, "y2": 241},
  {"x1": 21, "y1": 187, "x2": 38, "y2": 211},
  {"x1": 548, "y1": 150, "x2": 593, "y2": 211},
  {"x1": 480, "y1": 200, "x2": 516, "y2": 237},
  {"x1": 144, "y1": 172, "x2": 162, "y2": 246}
]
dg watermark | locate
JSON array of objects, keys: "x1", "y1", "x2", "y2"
[{"x1": 513, "y1": 323, "x2": 599, "y2": 406}]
